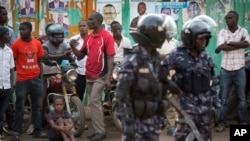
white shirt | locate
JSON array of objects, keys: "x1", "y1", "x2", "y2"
[
  {"x1": 217, "y1": 26, "x2": 250, "y2": 71},
  {"x1": 0, "y1": 45, "x2": 15, "y2": 89},
  {"x1": 157, "y1": 38, "x2": 178, "y2": 55},
  {"x1": 70, "y1": 34, "x2": 87, "y2": 75},
  {"x1": 114, "y1": 35, "x2": 132, "y2": 62},
  {"x1": 54, "y1": 2, "x2": 59, "y2": 8}
]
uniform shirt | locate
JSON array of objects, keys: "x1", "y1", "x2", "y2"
[
  {"x1": 70, "y1": 34, "x2": 87, "y2": 75},
  {"x1": 157, "y1": 38, "x2": 178, "y2": 55},
  {"x1": 80, "y1": 28, "x2": 115, "y2": 79},
  {"x1": 0, "y1": 45, "x2": 15, "y2": 89},
  {"x1": 217, "y1": 26, "x2": 250, "y2": 71},
  {"x1": 162, "y1": 48, "x2": 220, "y2": 115},
  {"x1": 114, "y1": 35, "x2": 132, "y2": 62},
  {"x1": 117, "y1": 46, "x2": 166, "y2": 133}
]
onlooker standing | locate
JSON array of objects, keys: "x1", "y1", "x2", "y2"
[
  {"x1": 0, "y1": 6, "x2": 16, "y2": 46},
  {"x1": 129, "y1": 2, "x2": 147, "y2": 31},
  {"x1": 0, "y1": 5, "x2": 16, "y2": 132},
  {"x1": 215, "y1": 11, "x2": 250, "y2": 132},
  {"x1": 70, "y1": 12, "x2": 115, "y2": 141},
  {"x1": 69, "y1": 20, "x2": 89, "y2": 101},
  {"x1": 0, "y1": 26, "x2": 15, "y2": 140},
  {"x1": 111, "y1": 21, "x2": 132, "y2": 63},
  {"x1": 11, "y1": 22, "x2": 46, "y2": 141},
  {"x1": 102, "y1": 20, "x2": 132, "y2": 108},
  {"x1": 157, "y1": 31, "x2": 178, "y2": 59}
]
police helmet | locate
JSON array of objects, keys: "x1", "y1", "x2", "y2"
[
  {"x1": 46, "y1": 23, "x2": 64, "y2": 45},
  {"x1": 130, "y1": 14, "x2": 176, "y2": 48},
  {"x1": 181, "y1": 15, "x2": 217, "y2": 47}
]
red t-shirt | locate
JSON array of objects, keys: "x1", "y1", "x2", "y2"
[
  {"x1": 80, "y1": 28, "x2": 115, "y2": 79},
  {"x1": 11, "y1": 38, "x2": 44, "y2": 81}
]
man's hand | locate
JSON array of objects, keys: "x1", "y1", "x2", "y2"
[
  {"x1": 69, "y1": 38, "x2": 79, "y2": 48},
  {"x1": 104, "y1": 78, "x2": 111, "y2": 92},
  {"x1": 215, "y1": 47, "x2": 221, "y2": 54},
  {"x1": 167, "y1": 80, "x2": 182, "y2": 95},
  {"x1": 241, "y1": 36, "x2": 246, "y2": 41}
]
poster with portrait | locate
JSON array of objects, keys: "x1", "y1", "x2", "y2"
[
  {"x1": 48, "y1": 0, "x2": 69, "y2": 13},
  {"x1": 155, "y1": 0, "x2": 187, "y2": 26},
  {"x1": 18, "y1": 0, "x2": 36, "y2": 18},
  {"x1": 96, "y1": 0, "x2": 122, "y2": 32},
  {"x1": 182, "y1": 0, "x2": 206, "y2": 22},
  {"x1": 50, "y1": 13, "x2": 70, "y2": 37},
  {"x1": 0, "y1": 0, "x2": 11, "y2": 10}
]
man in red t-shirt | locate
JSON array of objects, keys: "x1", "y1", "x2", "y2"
[
  {"x1": 70, "y1": 12, "x2": 115, "y2": 141},
  {"x1": 10, "y1": 22, "x2": 46, "y2": 141}
]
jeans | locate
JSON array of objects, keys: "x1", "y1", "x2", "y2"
[
  {"x1": 218, "y1": 68, "x2": 247, "y2": 124},
  {"x1": 13, "y1": 77, "x2": 43, "y2": 135},
  {"x1": 0, "y1": 89, "x2": 11, "y2": 134}
]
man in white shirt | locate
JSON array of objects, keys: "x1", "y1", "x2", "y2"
[
  {"x1": 69, "y1": 20, "x2": 88, "y2": 101},
  {"x1": 157, "y1": 31, "x2": 178, "y2": 59},
  {"x1": 103, "y1": 21, "x2": 132, "y2": 107},
  {"x1": 111, "y1": 21, "x2": 132, "y2": 63},
  {"x1": 0, "y1": 26, "x2": 15, "y2": 139}
]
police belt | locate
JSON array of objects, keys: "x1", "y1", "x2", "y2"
[{"x1": 132, "y1": 99, "x2": 167, "y2": 119}]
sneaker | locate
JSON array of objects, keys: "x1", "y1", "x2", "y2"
[
  {"x1": 167, "y1": 128, "x2": 175, "y2": 136},
  {"x1": 32, "y1": 132, "x2": 47, "y2": 138},
  {"x1": 11, "y1": 135, "x2": 21, "y2": 141},
  {"x1": 87, "y1": 132, "x2": 96, "y2": 139},
  {"x1": 216, "y1": 124, "x2": 225, "y2": 132},
  {"x1": 0, "y1": 134, "x2": 4, "y2": 139},
  {"x1": 90, "y1": 132, "x2": 106, "y2": 141}
]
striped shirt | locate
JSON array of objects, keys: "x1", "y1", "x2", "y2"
[{"x1": 217, "y1": 26, "x2": 250, "y2": 71}]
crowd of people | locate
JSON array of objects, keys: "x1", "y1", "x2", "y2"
[{"x1": 0, "y1": 1, "x2": 250, "y2": 141}]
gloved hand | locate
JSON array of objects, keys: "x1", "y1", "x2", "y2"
[
  {"x1": 166, "y1": 80, "x2": 182, "y2": 95},
  {"x1": 123, "y1": 121, "x2": 136, "y2": 138}
]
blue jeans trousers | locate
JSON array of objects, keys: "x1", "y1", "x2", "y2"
[
  {"x1": 218, "y1": 68, "x2": 247, "y2": 124},
  {"x1": 13, "y1": 77, "x2": 43, "y2": 135}
]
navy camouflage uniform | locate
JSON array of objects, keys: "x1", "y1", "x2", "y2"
[
  {"x1": 116, "y1": 45, "x2": 168, "y2": 141},
  {"x1": 162, "y1": 47, "x2": 220, "y2": 141}
]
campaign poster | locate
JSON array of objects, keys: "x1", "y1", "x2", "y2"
[
  {"x1": 96, "y1": 0, "x2": 122, "y2": 32},
  {"x1": 18, "y1": 0, "x2": 36, "y2": 18},
  {"x1": 130, "y1": 0, "x2": 156, "y2": 29}
]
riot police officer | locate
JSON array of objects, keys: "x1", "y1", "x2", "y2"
[
  {"x1": 115, "y1": 14, "x2": 181, "y2": 141},
  {"x1": 161, "y1": 15, "x2": 221, "y2": 141}
]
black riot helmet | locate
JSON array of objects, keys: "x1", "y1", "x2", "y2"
[
  {"x1": 181, "y1": 15, "x2": 217, "y2": 48},
  {"x1": 46, "y1": 23, "x2": 64, "y2": 45},
  {"x1": 130, "y1": 14, "x2": 171, "y2": 48}
]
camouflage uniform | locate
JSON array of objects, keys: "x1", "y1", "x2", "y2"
[
  {"x1": 162, "y1": 47, "x2": 220, "y2": 141},
  {"x1": 116, "y1": 45, "x2": 167, "y2": 141}
]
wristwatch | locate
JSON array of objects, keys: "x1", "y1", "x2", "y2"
[{"x1": 226, "y1": 41, "x2": 230, "y2": 45}]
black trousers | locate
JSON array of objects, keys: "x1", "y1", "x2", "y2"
[{"x1": 75, "y1": 74, "x2": 86, "y2": 101}]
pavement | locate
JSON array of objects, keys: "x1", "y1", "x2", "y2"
[{"x1": 2, "y1": 116, "x2": 230, "y2": 141}]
